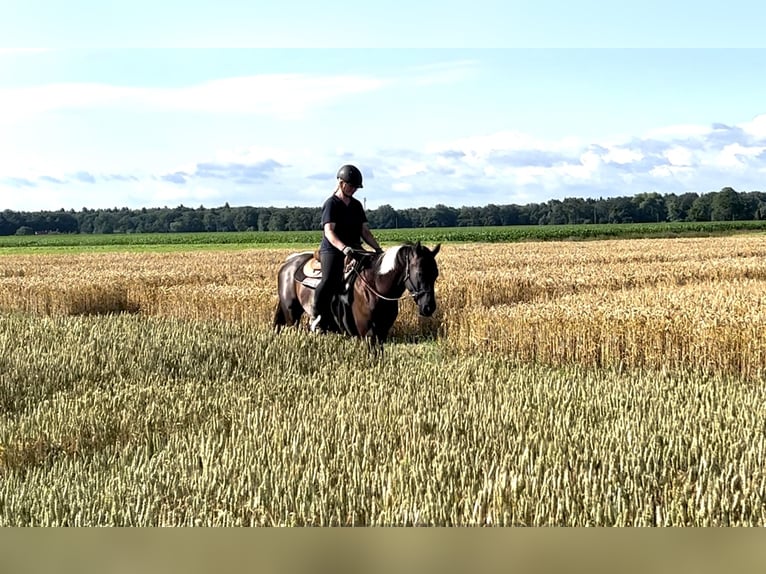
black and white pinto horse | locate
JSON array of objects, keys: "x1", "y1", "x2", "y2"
[{"x1": 273, "y1": 241, "x2": 441, "y2": 345}]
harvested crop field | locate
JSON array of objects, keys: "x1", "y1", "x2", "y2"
[{"x1": 1, "y1": 235, "x2": 765, "y2": 525}]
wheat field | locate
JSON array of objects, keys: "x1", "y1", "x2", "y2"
[{"x1": 1, "y1": 235, "x2": 765, "y2": 525}]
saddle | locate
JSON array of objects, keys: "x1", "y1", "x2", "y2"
[
  {"x1": 295, "y1": 249, "x2": 366, "y2": 289},
  {"x1": 294, "y1": 250, "x2": 324, "y2": 289}
]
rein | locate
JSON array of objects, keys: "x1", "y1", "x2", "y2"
[{"x1": 353, "y1": 260, "x2": 428, "y2": 302}]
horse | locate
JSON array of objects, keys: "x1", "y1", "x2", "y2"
[{"x1": 273, "y1": 241, "x2": 441, "y2": 346}]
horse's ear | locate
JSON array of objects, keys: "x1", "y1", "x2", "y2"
[{"x1": 432, "y1": 243, "x2": 441, "y2": 256}]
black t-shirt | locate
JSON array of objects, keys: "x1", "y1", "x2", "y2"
[{"x1": 319, "y1": 194, "x2": 367, "y2": 253}]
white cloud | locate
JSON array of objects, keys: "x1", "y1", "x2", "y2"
[
  {"x1": 0, "y1": 74, "x2": 391, "y2": 125},
  {"x1": 511, "y1": 166, "x2": 545, "y2": 186},
  {"x1": 562, "y1": 152, "x2": 601, "y2": 180},
  {"x1": 0, "y1": 61, "x2": 478, "y2": 127},
  {"x1": 427, "y1": 130, "x2": 578, "y2": 157},
  {"x1": 3, "y1": 90, "x2": 766, "y2": 210},
  {"x1": 149, "y1": 181, "x2": 224, "y2": 205},
  {"x1": 742, "y1": 114, "x2": 766, "y2": 139},
  {"x1": 394, "y1": 160, "x2": 428, "y2": 178},
  {"x1": 714, "y1": 143, "x2": 766, "y2": 168},
  {"x1": 643, "y1": 123, "x2": 712, "y2": 140},
  {"x1": 664, "y1": 146, "x2": 693, "y2": 166},
  {"x1": 650, "y1": 165, "x2": 693, "y2": 178},
  {"x1": 212, "y1": 145, "x2": 302, "y2": 167},
  {"x1": 603, "y1": 146, "x2": 643, "y2": 164}
]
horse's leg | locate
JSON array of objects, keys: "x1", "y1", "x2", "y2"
[
  {"x1": 289, "y1": 299, "x2": 305, "y2": 328},
  {"x1": 367, "y1": 305, "x2": 390, "y2": 356},
  {"x1": 294, "y1": 283, "x2": 317, "y2": 329},
  {"x1": 365, "y1": 329, "x2": 385, "y2": 359},
  {"x1": 276, "y1": 286, "x2": 305, "y2": 330},
  {"x1": 369, "y1": 302, "x2": 398, "y2": 346},
  {"x1": 273, "y1": 301, "x2": 287, "y2": 332}
]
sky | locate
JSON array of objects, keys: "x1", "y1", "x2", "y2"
[{"x1": 1, "y1": 1, "x2": 766, "y2": 212}]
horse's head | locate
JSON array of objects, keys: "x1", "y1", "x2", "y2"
[{"x1": 404, "y1": 241, "x2": 441, "y2": 317}]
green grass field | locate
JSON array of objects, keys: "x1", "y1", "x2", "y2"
[{"x1": 2, "y1": 220, "x2": 766, "y2": 253}]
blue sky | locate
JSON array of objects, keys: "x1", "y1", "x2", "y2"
[{"x1": 1, "y1": 1, "x2": 766, "y2": 212}]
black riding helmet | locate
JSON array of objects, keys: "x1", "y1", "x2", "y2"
[{"x1": 337, "y1": 164, "x2": 364, "y2": 188}]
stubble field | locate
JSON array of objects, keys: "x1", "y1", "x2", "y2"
[{"x1": 1, "y1": 235, "x2": 765, "y2": 525}]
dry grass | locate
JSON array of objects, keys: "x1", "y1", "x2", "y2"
[
  {"x1": 1, "y1": 235, "x2": 766, "y2": 526},
  {"x1": 1, "y1": 314, "x2": 764, "y2": 526},
  {"x1": 2, "y1": 235, "x2": 765, "y2": 378}
]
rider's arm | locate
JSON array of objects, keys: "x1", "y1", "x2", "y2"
[
  {"x1": 323, "y1": 223, "x2": 350, "y2": 252},
  {"x1": 361, "y1": 223, "x2": 382, "y2": 252}
]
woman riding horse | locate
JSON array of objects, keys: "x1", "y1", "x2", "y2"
[
  {"x1": 274, "y1": 240, "x2": 441, "y2": 346},
  {"x1": 311, "y1": 164, "x2": 383, "y2": 333}
]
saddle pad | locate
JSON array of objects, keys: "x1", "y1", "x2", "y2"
[
  {"x1": 295, "y1": 257, "x2": 322, "y2": 289},
  {"x1": 300, "y1": 276, "x2": 321, "y2": 289},
  {"x1": 295, "y1": 256, "x2": 357, "y2": 290}
]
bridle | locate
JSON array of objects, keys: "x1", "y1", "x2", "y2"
[{"x1": 353, "y1": 255, "x2": 432, "y2": 303}]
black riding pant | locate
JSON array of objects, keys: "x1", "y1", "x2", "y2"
[{"x1": 313, "y1": 249, "x2": 345, "y2": 326}]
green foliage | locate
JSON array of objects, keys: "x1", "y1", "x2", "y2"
[
  {"x1": 3, "y1": 187, "x2": 766, "y2": 237},
  {"x1": 1, "y1": 221, "x2": 765, "y2": 252},
  {"x1": 14, "y1": 226, "x2": 35, "y2": 236}
]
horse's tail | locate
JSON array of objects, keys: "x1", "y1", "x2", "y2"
[{"x1": 273, "y1": 301, "x2": 287, "y2": 332}]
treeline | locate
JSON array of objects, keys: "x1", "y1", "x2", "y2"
[{"x1": 2, "y1": 187, "x2": 765, "y2": 236}]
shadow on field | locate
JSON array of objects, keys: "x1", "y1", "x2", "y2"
[{"x1": 65, "y1": 289, "x2": 141, "y2": 316}]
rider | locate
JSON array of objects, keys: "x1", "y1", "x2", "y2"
[{"x1": 311, "y1": 164, "x2": 383, "y2": 333}]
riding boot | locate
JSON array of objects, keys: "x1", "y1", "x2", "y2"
[{"x1": 310, "y1": 314, "x2": 324, "y2": 333}]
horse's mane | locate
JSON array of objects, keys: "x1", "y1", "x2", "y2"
[{"x1": 373, "y1": 241, "x2": 429, "y2": 276}]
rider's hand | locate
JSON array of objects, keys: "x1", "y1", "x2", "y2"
[{"x1": 342, "y1": 246, "x2": 354, "y2": 256}]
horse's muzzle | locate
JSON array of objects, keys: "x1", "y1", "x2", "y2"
[{"x1": 418, "y1": 300, "x2": 436, "y2": 317}]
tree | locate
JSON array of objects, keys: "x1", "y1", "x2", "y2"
[
  {"x1": 202, "y1": 211, "x2": 218, "y2": 232},
  {"x1": 170, "y1": 211, "x2": 205, "y2": 232},
  {"x1": 369, "y1": 204, "x2": 398, "y2": 229},
  {"x1": 257, "y1": 209, "x2": 271, "y2": 232},
  {"x1": 0, "y1": 213, "x2": 17, "y2": 235},
  {"x1": 560, "y1": 198, "x2": 593, "y2": 224},
  {"x1": 267, "y1": 211, "x2": 287, "y2": 232},
  {"x1": 284, "y1": 208, "x2": 313, "y2": 231},
  {"x1": 605, "y1": 197, "x2": 635, "y2": 223},
  {"x1": 92, "y1": 212, "x2": 116, "y2": 234},
  {"x1": 114, "y1": 213, "x2": 135, "y2": 233},
  {"x1": 688, "y1": 194, "x2": 713, "y2": 221},
  {"x1": 425, "y1": 204, "x2": 458, "y2": 227},
  {"x1": 2, "y1": 188, "x2": 766, "y2": 235},
  {"x1": 585, "y1": 198, "x2": 602, "y2": 224},
  {"x1": 710, "y1": 187, "x2": 745, "y2": 221},
  {"x1": 234, "y1": 207, "x2": 259, "y2": 231},
  {"x1": 664, "y1": 192, "x2": 698, "y2": 222},
  {"x1": 543, "y1": 200, "x2": 568, "y2": 225},
  {"x1": 634, "y1": 192, "x2": 667, "y2": 223},
  {"x1": 526, "y1": 203, "x2": 547, "y2": 225},
  {"x1": 216, "y1": 208, "x2": 236, "y2": 232},
  {"x1": 457, "y1": 206, "x2": 480, "y2": 227},
  {"x1": 479, "y1": 204, "x2": 502, "y2": 226}
]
